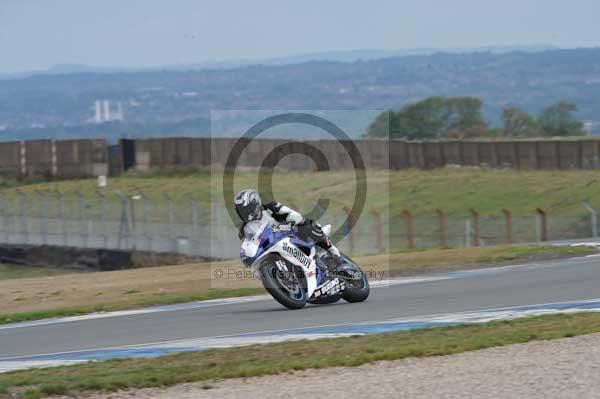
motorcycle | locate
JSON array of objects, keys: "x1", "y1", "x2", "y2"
[{"x1": 240, "y1": 219, "x2": 370, "y2": 309}]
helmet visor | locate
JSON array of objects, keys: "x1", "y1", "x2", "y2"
[{"x1": 236, "y1": 203, "x2": 262, "y2": 222}]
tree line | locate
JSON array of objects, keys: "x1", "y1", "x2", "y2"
[{"x1": 365, "y1": 97, "x2": 586, "y2": 139}]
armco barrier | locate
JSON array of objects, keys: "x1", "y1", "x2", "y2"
[{"x1": 0, "y1": 244, "x2": 211, "y2": 271}]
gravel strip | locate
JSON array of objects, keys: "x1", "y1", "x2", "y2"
[{"x1": 55, "y1": 332, "x2": 600, "y2": 399}]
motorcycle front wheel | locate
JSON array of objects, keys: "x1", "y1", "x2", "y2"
[{"x1": 260, "y1": 261, "x2": 307, "y2": 310}]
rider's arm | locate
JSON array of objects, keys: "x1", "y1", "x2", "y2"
[
  {"x1": 238, "y1": 222, "x2": 247, "y2": 240},
  {"x1": 263, "y1": 201, "x2": 304, "y2": 225}
]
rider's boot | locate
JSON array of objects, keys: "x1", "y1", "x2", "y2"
[{"x1": 303, "y1": 221, "x2": 344, "y2": 270}]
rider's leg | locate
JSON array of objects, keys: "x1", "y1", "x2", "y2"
[
  {"x1": 300, "y1": 221, "x2": 343, "y2": 266},
  {"x1": 319, "y1": 237, "x2": 343, "y2": 266}
]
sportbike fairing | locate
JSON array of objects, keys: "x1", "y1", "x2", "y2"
[{"x1": 240, "y1": 219, "x2": 330, "y2": 299}]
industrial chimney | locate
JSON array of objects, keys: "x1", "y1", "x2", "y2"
[
  {"x1": 94, "y1": 101, "x2": 102, "y2": 123},
  {"x1": 103, "y1": 100, "x2": 111, "y2": 122}
]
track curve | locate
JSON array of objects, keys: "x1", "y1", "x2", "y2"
[{"x1": 2, "y1": 255, "x2": 600, "y2": 370}]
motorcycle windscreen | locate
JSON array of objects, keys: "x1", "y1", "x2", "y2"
[{"x1": 240, "y1": 220, "x2": 269, "y2": 265}]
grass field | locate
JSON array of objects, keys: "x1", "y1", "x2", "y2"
[
  {"x1": 2, "y1": 312, "x2": 600, "y2": 398},
  {"x1": 2, "y1": 168, "x2": 600, "y2": 217},
  {"x1": 0, "y1": 244, "x2": 591, "y2": 324}
]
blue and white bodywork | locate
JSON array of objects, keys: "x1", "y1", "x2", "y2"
[
  {"x1": 241, "y1": 219, "x2": 321, "y2": 299},
  {"x1": 240, "y1": 219, "x2": 368, "y2": 309}
]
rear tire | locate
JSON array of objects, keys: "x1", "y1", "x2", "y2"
[
  {"x1": 340, "y1": 255, "x2": 370, "y2": 303},
  {"x1": 260, "y1": 262, "x2": 307, "y2": 310},
  {"x1": 343, "y1": 275, "x2": 370, "y2": 302}
]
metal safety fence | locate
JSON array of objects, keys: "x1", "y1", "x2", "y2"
[{"x1": 0, "y1": 190, "x2": 598, "y2": 259}]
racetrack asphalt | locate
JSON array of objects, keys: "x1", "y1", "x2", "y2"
[{"x1": 2, "y1": 254, "x2": 600, "y2": 365}]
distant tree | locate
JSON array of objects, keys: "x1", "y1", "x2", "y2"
[
  {"x1": 501, "y1": 106, "x2": 539, "y2": 137},
  {"x1": 538, "y1": 102, "x2": 585, "y2": 136},
  {"x1": 445, "y1": 97, "x2": 487, "y2": 135},
  {"x1": 365, "y1": 96, "x2": 488, "y2": 139},
  {"x1": 365, "y1": 110, "x2": 392, "y2": 138},
  {"x1": 392, "y1": 96, "x2": 449, "y2": 139}
]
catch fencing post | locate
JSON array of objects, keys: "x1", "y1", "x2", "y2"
[
  {"x1": 188, "y1": 195, "x2": 199, "y2": 256},
  {"x1": 75, "y1": 191, "x2": 88, "y2": 247},
  {"x1": 370, "y1": 209, "x2": 385, "y2": 253},
  {"x1": 15, "y1": 189, "x2": 28, "y2": 243},
  {"x1": 402, "y1": 209, "x2": 415, "y2": 249},
  {"x1": 211, "y1": 198, "x2": 221, "y2": 257},
  {"x1": 465, "y1": 219, "x2": 472, "y2": 247},
  {"x1": 116, "y1": 192, "x2": 131, "y2": 249},
  {"x1": 12, "y1": 194, "x2": 18, "y2": 243},
  {"x1": 502, "y1": 209, "x2": 513, "y2": 244},
  {"x1": 129, "y1": 194, "x2": 139, "y2": 251},
  {"x1": 36, "y1": 190, "x2": 48, "y2": 245},
  {"x1": 188, "y1": 195, "x2": 199, "y2": 252},
  {"x1": 1, "y1": 194, "x2": 9, "y2": 243},
  {"x1": 342, "y1": 206, "x2": 355, "y2": 253},
  {"x1": 582, "y1": 202, "x2": 598, "y2": 238},
  {"x1": 55, "y1": 191, "x2": 68, "y2": 246},
  {"x1": 191, "y1": 198, "x2": 199, "y2": 237},
  {"x1": 103, "y1": 193, "x2": 111, "y2": 248},
  {"x1": 164, "y1": 194, "x2": 175, "y2": 252},
  {"x1": 97, "y1": 191, "x2": 109, "y2": 248},
  {"x1": 138, "y1": 191, "x2": 153, "y2": 251},
  {"x1": 470, "y1": 208, "x2": 480, "y2": 247},
  {"x1": 87, "y1": 203, "x2": 94, "y2": 247},
  {"x1": 436, "y1": 208, "x2": 447, "y2": 248},
  {"x1": 536, "y1": 208, "x2": 548, "y2": 242}
]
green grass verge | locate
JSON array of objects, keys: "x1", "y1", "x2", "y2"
[
  {"x1": 380, "y1": 244, "x2": 594, "y2": 277},
  {"x1": 467, "y1": 244, "x2": 592, "y2": 264},
  {"x1": 0, "y1": 288, "x2": 264, "y2": 325},
  {"x1": 2, "y1": 168, "x2": 600, "y2": 217},
  {"x1": 0, "y1": 264, "x2": 79, "y2": 280},
  {"x1": 3, "y1": 312, "x2": 600, "y2": 398}
]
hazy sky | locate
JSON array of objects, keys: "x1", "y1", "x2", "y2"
[{"x1": 1, "y1": 0, "x2": 599, "y2": 74}]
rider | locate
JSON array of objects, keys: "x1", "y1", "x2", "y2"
[{"x1": 234, "y1": 188, "x2": 343, "y2": 267}]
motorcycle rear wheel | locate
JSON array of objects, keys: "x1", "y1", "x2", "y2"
[{"x1": 340, "y1": 255, "x2": 370, "y2": 303}]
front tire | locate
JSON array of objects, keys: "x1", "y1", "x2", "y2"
[{"x1": 260, "y1": 261, "x2": 307, "y2": 310}]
